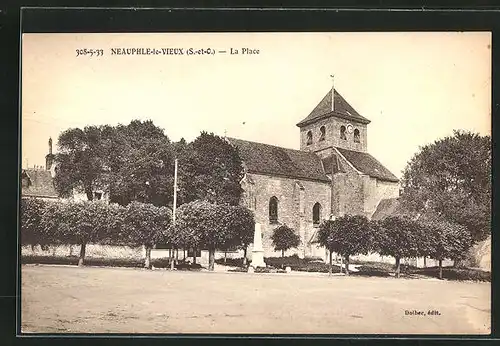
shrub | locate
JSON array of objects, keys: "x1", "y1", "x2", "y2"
[
  {"x1": 215, "y1": 257, "x2": 246, "y2": 267},
  {"x1": 408, "y1": 266, "x2": 490, "y2": 282},
  {"x1": 264, "y1": 255, "x2": 341, "y2": 273},
  {"x1": 254, "y1": 267, "x2": 287, "y2": 274}
]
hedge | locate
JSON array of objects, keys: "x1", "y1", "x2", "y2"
[
  {"x1": 21, "y1": 197, "x2": 254, "y2": 271},
  {"x1": 21, "y1": 198, "x2": 172, "y2": 268}
]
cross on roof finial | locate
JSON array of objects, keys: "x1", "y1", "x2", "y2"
[{"x1": 330, "y1": 74, "x2": 335, "y2": 112}]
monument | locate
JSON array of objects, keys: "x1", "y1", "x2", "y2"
[{"x1": 251, "y1": 223, "x2": 266, "y2": 268}]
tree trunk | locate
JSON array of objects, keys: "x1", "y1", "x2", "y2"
[
  {"x1": 144, "y1": 246, "x2": 152, "y2": 269},
  {"x1": 69, "y1": 245, "x2": 73, "y2": 257},
  {"x1": 78, "y1": 242, "x2": 86, "y2": 267},
  {"x1": 184, "y1": 249, "x2": 187, "y2": 260},
  {"x1": 224, "y1": 251, "x2": 227, "y2": 264},
  {"x1": 170, "y1": 248, "x2": 175, "y2": 270},
  {"x1": 439, "y1": 259, "x2": 443, "y2": 280},
  {"x1": 423, "y1": 256, "x2": 427, "y2": 268},
  {"x1": 345, "y1": 255, "x2": 350, "y2": 276},
  {"x1": 85, "y1": 186, "x2": 94, "y2": 201},
  {"x1": 282, "y1": 249, "x2": 285, "y2": 269},
  {"x1": 208, "y1": 248, "x2": 215, "y2": 271},
  {"x1": 243, "y1": 247, "x2": 247, "y2": 266},
  {"x1": 176, "y1": 249, "x2": 179, "y2": 264},
  {"x1": 328, "y1": 250, "x2": 333, "y2": 276},
  {"x1": 193, "y1": 248, "x2": 197, "y2": 264},
  {"x1": 395, "y1": 257, "x2": 401, "y2": 278}
]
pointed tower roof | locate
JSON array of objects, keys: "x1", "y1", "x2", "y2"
[{"x1": 296, "y1": 89, "x2": 370, "y2": 127}]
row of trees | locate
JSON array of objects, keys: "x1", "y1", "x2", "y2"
[
  {"x1": 21, "y1": 198, "x2": 254, "y2": 270},
  {"x1": 54, "y1": 123, "x2": 490, "y2": 247},
  {"x1": 54, "y1": 121, "x2": 244, "y2": 207},
  {"x1": 317, "y1": 214, "x2": 472, "y2": 279}
]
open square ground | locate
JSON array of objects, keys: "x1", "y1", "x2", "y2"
[{"x1": 21, "y1": 265, "x2": 490, "y2": 334}]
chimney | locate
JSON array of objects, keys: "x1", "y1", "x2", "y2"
[{"x1": 45, "y1": 137, "x2": 54, "y2": 170}]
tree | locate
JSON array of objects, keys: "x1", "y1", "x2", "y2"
[
  {"x1": 421, "y1": 217, "x2": 473, "y2": 279},
  {"x1": 54, "y1": 126, "x2": 110, "y2": 200},
  {"x1": 108, "y1": 120, "x2": 175, "y2": 207},
  {"x1": 96, "y1": 203, "x2": 126, "y2": 246},
  {"x1": 172, "y1": 201, "x2": 204, "y2": 264},
  {"x1": 401, "y1": 130, "x2": 491, "y2": 242},
  {"x1": 20, "y1": 198, "x2": 48, "y2": 249},
  {"x1": 317, "y1": 215, "x2": 374, "y2": 275},
  {"x1": 270, "y1": 225, "x2": 301, "y2": 264},
  {"x1": 38, "y1": 201, "x2": 108, "y2": 266},
  {"x1": 375, "y1": 216, "x2": 424, "y2": 278},
  {"x1": 178, "y1": 132, "x2": 244, "y2": 206},
  {"x1": 174, "y1": 201, "x2": 253, "y2": 271},
  {"x1": 122, "y1": 201, "x2": 172, "y2": 269},
  {"x1": 229, "y1": 206, "x2": 255, "y2": 266}
]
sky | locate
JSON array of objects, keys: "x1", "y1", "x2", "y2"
[{"x1": 21, "y1": 32, "x2": 491, "y2": 178}]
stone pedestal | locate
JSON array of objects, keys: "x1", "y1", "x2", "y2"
[{"x1": 251, "y1": 223, "x2": 266, "y2": 268}]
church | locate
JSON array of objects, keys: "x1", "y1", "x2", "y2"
[{"x1": 227, "y1": 87, "x2": 400, "y2": 259}]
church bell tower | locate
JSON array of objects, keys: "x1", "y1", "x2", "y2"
[{"x1": 296, "y1": 77, "x2": 370, "y2": 158}]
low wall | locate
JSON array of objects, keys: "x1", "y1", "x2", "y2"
[
  {"x1": 21, "y1": 244, "x2": 244, "y2": 264},
  {"x1": 21, "y1": 244, "x2": 455, "y2": 268}
]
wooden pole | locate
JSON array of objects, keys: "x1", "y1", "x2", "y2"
[{"x1": 171, "y1": 159, "x2": 178, "y2": 270}]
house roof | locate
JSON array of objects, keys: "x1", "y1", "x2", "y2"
[
  {"x1": 297, "y1": 89, "x2": 371, "y2": 127},
  {"x1": 21, "y1": 169, "x2": 59, "y2": 198},
  {"x1": 335, "y1": 147, "x2": 399, "y2": 183},
  {"x1": 371, "y1": 198, "x2": 402, "y2": 220},
  {"x1": 227, "y1": 138, "x2": 330, "y2": 182}
]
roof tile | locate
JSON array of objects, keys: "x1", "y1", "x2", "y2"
[
  {"x1": 228, "y1": 138, "x2": 330, "y2": 182},
  {"x1": 336, "y1": 147, "x2": 399, "y2": 182},
  {"x1": 21, "y1": 169, "x2": 59, "y2": 198},
  {"x1": 297, "y1": 89, "x2": 370, "y2": 127},
  {"x1": 371, "y1": 198, "x2": 402, "y2": 220}
]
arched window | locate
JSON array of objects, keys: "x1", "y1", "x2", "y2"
[
  {"x1": 354, "y1": 129, "x2": 360, "y2": 143},
  {"x1": 306, "y1": 131, "x2": 313, "y2": 145},
  {"x1": 269, "y1": 196, "x2": 279, "y2": 223},
  {"x1": 313, "y1": 202, "x2": 322, "y2": 226},
  {"x1": 319, "y1": 126, "x2": 326, "y2": 141},
  {"x1": 340, "y1": 126, "x2": 347, "y2": 140}
]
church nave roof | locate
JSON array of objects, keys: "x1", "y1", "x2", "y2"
[{"x1": 227, "y1": 138, "x2": 330, "y2": 182}]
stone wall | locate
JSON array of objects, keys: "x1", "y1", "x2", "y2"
[
  {"x1": 243, "y1": 173, "x2": 331, "y2": 258},
  {"x1": 362, "y1": 177, "x2": 400, "y2": 218},
  {"x1": 300, "y1": 117, "x2": 367, "y2": 153},
  {"x1": 333, "y1": 149, "x2": 399, "y2": 219},
  {"x1": 331, "y1": 153, "x2": 365, "y2": 217}
]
